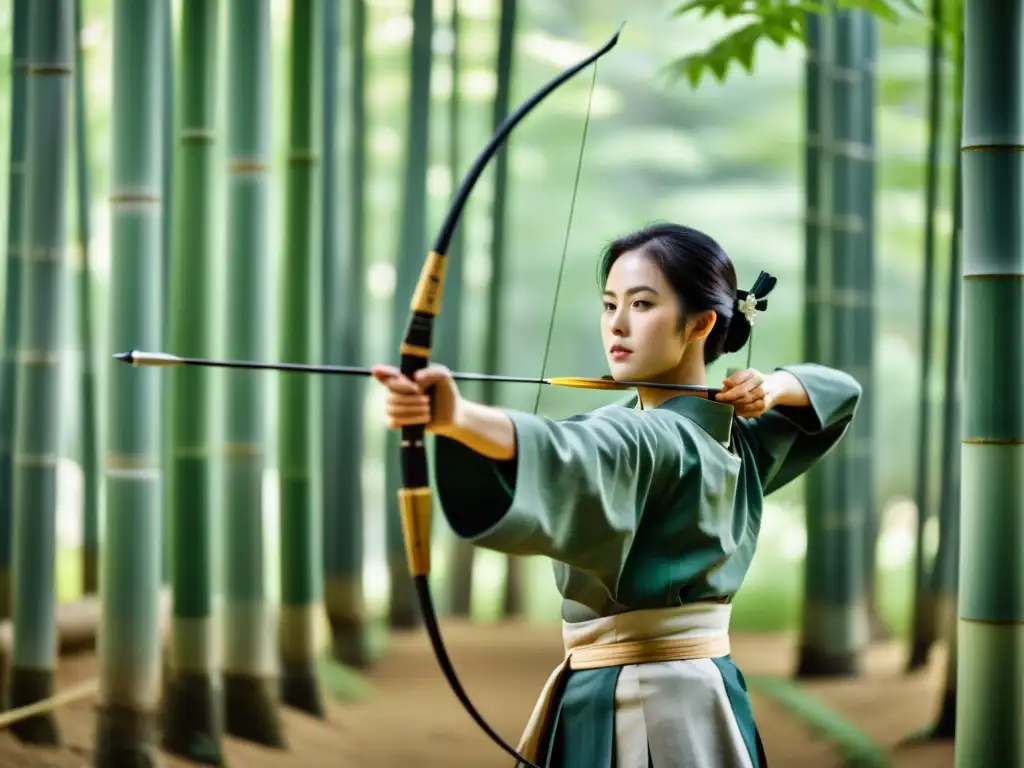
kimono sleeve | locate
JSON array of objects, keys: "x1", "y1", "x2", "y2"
[
  {"x1": 432, "y1": 407, "x2": 687, "y2": 573},
  {"x1": 737, "y1": 363, "x2": 862, "y2": 495}
]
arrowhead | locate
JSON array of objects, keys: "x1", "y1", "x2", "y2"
[{"x1": 113, "y1": 351, "x2": 133, "y2": 363}]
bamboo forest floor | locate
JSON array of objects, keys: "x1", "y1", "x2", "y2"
[{"x1": 4, "y1": 620, "x2": 952, "y2": 768}]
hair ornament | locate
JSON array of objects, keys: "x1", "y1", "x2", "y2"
[
  {"x1": 735, "y1": 271, "x2": 777, "y2": 327},
  {"x1": 733, "y1": 270, "x2": 777, "y2": 369}
]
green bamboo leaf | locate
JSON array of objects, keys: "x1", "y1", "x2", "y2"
[
  {"x1": 671, "y1": 0, "x2": 709, "y2": 16},
  {"x1": 737, "y1": 35, "x2": 758, "y2": 71},
  {"x1": 708, "y1": 47, "x2": 732, "y2": 81},
  {"x1": 764, "y1": 19, "x2": 793, "y2": 45},
  {"x1": 685, "y1": 56, "x2": 707, "y2": 87}
]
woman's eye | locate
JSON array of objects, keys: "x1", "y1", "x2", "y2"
[
  {"x1": 633, "y1": 300, "x2": 651, "y2": 310},
  {"x1": 603, "y1": 302, "x2": 616, "y2": 312}
]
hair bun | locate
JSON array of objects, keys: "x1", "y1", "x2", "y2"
[{"x1": 722, "y1": 311, "x2": 751, "y2": 354}]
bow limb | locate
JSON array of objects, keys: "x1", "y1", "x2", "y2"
[{"x1": 395, "y1": 25, "x2": 624, "y2": 768}]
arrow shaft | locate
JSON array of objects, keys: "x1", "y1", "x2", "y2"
[{"x1": 116, "y1": 351, "x2": 718, "y2": 396}]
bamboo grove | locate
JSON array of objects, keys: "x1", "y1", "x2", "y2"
[{"x1": 0, "y1": 0, "x2": 1017, "y2": 766}]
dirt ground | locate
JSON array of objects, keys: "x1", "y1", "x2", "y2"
[{"x1": 2, "y1": 620, "x2": 952, "y2": 767}]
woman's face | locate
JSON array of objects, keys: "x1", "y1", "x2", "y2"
[{"x1": 600, "y1": 249, "x2": 713, "y2": 381}]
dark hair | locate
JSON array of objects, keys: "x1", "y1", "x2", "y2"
[{"x1": 597, "y1": 222, "x2": 750, "y2": 365}]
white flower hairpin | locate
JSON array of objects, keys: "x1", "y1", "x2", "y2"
[
  {"x1": 737, "y1": 294, "x2": 760, "y2": 325},
  {"x1": 734, "y1": 271, "x2": 778, "y2": 368}
]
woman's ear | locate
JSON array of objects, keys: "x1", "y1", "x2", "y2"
[{"x1": 688, "y1": 310, "x2": 717, "y2": 344}]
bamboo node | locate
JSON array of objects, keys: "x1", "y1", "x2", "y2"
[
  {"x1": 105, "y1": 452, "x2": 160, "y2": 472},
  {"x1": 227, "y1": 159, "x2": 269, "y2": 173},
  {"x1": 15, "y1": 350, "x2": 60, "y2": 365},
  {"x1": 179, "y1": 129, "x2": 216, "y2": 143},
  {"x1": 27, "y1": 64, "x2": 72, "y2": 76},
  {"x1": 13, "y1": 453, "x2": 59, "y2": 468},
  {"x1": 223, "y1": 442, "x2": 264, "y2": 459},
  {"x1": 287, "y1": 151, "x2": 319, "y2": 164}
]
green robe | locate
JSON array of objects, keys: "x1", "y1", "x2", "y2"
[{"x1": 434, "y1": 363, "x2": 862, "y2": 767}]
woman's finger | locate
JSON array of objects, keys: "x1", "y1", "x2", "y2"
[
  {"x1": 387, "y1": 401, "x2": 430, "y2": 417},
  {"x1": 370, "y1": 364, "x2": 426, "y2": 394},
  {"x1": 414, "y1": 365, "x2": 454, "y2": 391},
  {"x1": 717, "y1": 376, "x2": 761, "y2": 402},
  {"x1": 733, "y1": 387, "x2": 765, "y2": 406},
  {"x1": 721, "y1": 368, "x2": 753, "y2": 389},
  {"x1": 370, "y1": 364, "x2": 400, "y2": 382},
  {"x1": 386, "y1": 375, "x2": 423, "y2": 395},
  {"x1": 737, "y1": 398, "x2": 766, "y2": 417},
  {"x1": 386, "y1": 403, "x2": 432, "y2": 426}
]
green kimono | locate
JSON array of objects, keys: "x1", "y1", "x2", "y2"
[{"x1": 434, "y1": 363, "x2": 861, "y2": 767}]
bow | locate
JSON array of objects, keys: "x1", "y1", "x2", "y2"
[
  {"x1": 395, "y1": 25, "x2": 624, "y2": 767},
  {"x1": 110, "y1": 23, "x2": 733, "y2": 765}
]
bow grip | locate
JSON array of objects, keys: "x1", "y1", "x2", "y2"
[
  {"x1": 397, "y1": 249, "x2": 448, "y2": 577},
  {"x1": 398, "y1": 350, "x2": 432, "y2": 578}
]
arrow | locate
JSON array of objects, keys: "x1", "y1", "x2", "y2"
[{"x1": 113, "y1": 350, "x2": 720, "y2": 397}]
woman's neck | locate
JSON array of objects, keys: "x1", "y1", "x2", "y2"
[{"x1": 635, "y1": 356, "x2": 707, "y2": 410}]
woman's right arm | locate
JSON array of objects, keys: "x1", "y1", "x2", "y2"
[
  {"x1": 370, "y1": 363, "x2": 690, "y2": 576},
  {"x1": 433, "y1": 399, "x2": 517, "y2": 461}
]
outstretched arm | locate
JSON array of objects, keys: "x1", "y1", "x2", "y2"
[{"x1": 371, "y1": 363, "x2": 690, "y2": 575}]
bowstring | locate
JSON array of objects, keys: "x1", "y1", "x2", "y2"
[{"x1": 531, "y1": 63, "x2": 600, "y2": 415}]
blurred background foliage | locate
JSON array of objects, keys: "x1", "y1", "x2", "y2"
[{"x1": 0, "y1": 0, "x2": 955, "y2": 635}]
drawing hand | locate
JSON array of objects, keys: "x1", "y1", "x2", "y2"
[{"x1": 715, "y1": 367, "x2": 772, "y2": 418}]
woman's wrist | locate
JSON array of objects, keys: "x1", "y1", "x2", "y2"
[
  {"x1": 433, "y1": 399, "x2": 517, "y2": 461},
  {"x1": 767, "y1": 370, "x2": 810, "y2": 408}
]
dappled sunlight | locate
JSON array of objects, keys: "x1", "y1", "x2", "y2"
[
  {"x1": 55, "y1": 458, "x2": 86, "y2": 550},
  {"x1": 758, "y1": 501, "x2": 808, "y2": 562},
  {"x1": 520, "y1": 31, "x2": 602, "y2": 69},
  {"x1": 369, "y1": 125, "x2": 403, "y2": 160},
  {"x1": 370, "y1": 13, "x2": 413, "y2": 48},
  {"x1": 367, "y1": 262, "x2": 397, "y2": 299},
  {"x1": 461, "y1": 68, "x2": 498, "y2": 99},
  {"x1": 596, "y1": 127, "x2": 710, "y2": 175},
  {"x1": 879, "y1": 498, "x2": 918, "y2": 568}
]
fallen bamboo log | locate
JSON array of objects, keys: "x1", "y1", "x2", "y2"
[{"x1": 0, "y1": 589, "x2": 172, "y2": 657}]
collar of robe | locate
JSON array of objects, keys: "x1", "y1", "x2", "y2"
[{"x1": 621, "y1": 392, "x2": 734, "y2": 445}]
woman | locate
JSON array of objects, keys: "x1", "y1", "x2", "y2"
[{"x1": 372, "y1": 223, "x2": 861, "y2": 768}]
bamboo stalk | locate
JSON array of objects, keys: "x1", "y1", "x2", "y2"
[
  {"x1": 95, "y1": 2, "x2": 167, "y2": 763},
  {"x1": 220, "y1": 0, "x2": 283, "y2": 747},
  {"x1": 73, "y1": 0, "x2": 100, "y2": 599},
  {"x1": 487, "y1": 0, "x2": 523, "y2": 620},
  {"x1": 929, "y1": 96, "x2": 962, "y2": 740},
  {"x1": 278, "y1": 0, "x2": 325, "y2": 717},
  {"x1": 907, "y1": 0, "x2": 946, "y2": 672},
  {"x1": 0, "y1": 0, "x2": 31, "y2": 627},
  {"x1": 9, "y1": 0, "x2": 75, "y2": 746},
  {"x1": 386, "y1": 0, "x2": 434, "y2": 631},
  {"x1": 443, "y1": 0, "x2": 475, "y2": 620},
  {"x1": 953, "y1": 0, "x2": 1023, "y2": 760},
  {"x1": 323, "y1": 0, "x2": 372, "y2": 669},
  {"x1": 162, "y1": 0, "x2": 224, "y2": 762},
  {"x1": 9, "y1": 0, "x2": 75, "y2": 745}
]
